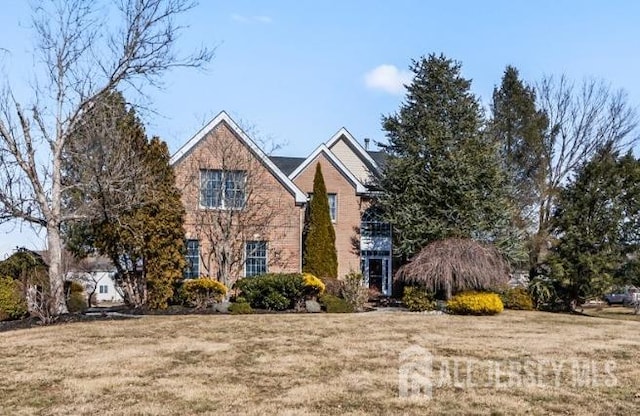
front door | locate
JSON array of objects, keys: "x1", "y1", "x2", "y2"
[
  {"x1": 369, "y1": 259, "x2": 383, "y2": 293},
  {"x1": 363, "y1": 257, "x2": 390, "y2": 296}
]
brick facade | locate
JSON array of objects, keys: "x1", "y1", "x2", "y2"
[
  {"x1": 172, "y1": 120, "x2": 304, "y2": 282},
  {"x1": 171, "y1": 111, "x2": 390, "y2": 292}
]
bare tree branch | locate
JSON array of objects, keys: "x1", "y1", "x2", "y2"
[
  {"x1": 0, "y1": 0, "x2": 213, "y2": 316},
  {"x1": 531, "y1": 74, "x2": 639, "y2": 265}
]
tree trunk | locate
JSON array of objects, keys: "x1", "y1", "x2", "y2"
[
  {"x1": 46, "y1": 223, "x2": 69, "y2": 315},
  {"x1": 119, "y1": 271, "x2": 147, "y2": 309},
  {"x1": 217, "y1": 244, "x2": 232, "y2": 289}
]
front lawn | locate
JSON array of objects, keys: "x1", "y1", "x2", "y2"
[{"x1": 1, "y1": 311, "x2": 639, "y2": 415}]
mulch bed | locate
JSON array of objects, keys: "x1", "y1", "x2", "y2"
[
  {"x1": 0, "y1": 312, "x2": 136, "y2": 333},
  {"x1": 1, "y1": 302, "x2": 384, "y2": 333}
]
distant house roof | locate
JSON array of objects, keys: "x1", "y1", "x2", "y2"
[
  {"x1": 75, "y1": 256, "x2": 116, "y2": 272},
  {"x1": 269, "y1": 156, "x2": 305, "y2": 177},
  {"x1": 38, "y1": 250, "x2": 116, "y2": 273}
]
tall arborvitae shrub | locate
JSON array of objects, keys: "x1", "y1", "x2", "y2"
[{"x1": 303, "y1": 164, "x2": 338, "y2": 279}]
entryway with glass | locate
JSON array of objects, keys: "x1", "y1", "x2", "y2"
[{"x1": 360, "y1": 207, "x2": 392, "y2": 296}]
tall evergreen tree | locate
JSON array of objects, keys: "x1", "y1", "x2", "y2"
[
  {"x1": 377, "y1": 54, "x2": 518, "y2": 259},
  {"x1": 490, "y1": 66, "x2": 548, "y2": 234},
  {"x1": 548, "y1": 146, "x2": 640, "y2": 307},
  {"x1": 302, "y1": 164, "x2": 338, "y2": 279},
  {"x1": 64, "y1": 91, "x2": 186, "y2": 308}
]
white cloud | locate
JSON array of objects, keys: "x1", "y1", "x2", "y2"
[
  {"x1": 364, "y1": 64, "x2": 412, "y2": 95},
  {"x1": 231, "y1": 14, "x2": 273, "y2": 24},
  {"x1": 253, "y1": 15, "x2": 273, "y2": 24}
]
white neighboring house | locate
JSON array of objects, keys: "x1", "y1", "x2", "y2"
[{"x1": 66, "y1": 256, "x2": 123, "y2": 304}]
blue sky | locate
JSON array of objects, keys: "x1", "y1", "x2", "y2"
[{"x1": 1, "y1": 0, "x2": 639, "y2": 255}]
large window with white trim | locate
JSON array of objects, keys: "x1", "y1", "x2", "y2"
[
  {"x1": 184, "y1": 239, "x2": 200, "y2": 279},
  {"x1": 245, "y1": 241, "x2": 267, "y2": 277},
  {"x1": 200, "y1": 169, "x2": 246, "y2": 209}
]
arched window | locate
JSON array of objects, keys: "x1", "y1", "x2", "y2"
[{"x1": 361, "y1": 206, "x2": 391, "y2": 240}]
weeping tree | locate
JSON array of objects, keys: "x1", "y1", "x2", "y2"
[
  {"x1": 397, "y1": 238, "x2": 510, "y2": 300},
  {"x1": 0, "y1": 0, "x2": 212, "y2": 316},
  {"x1": 302, "y1": 163, "x2": 338, "y2": 279}
]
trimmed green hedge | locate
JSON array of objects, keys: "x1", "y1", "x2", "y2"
[
  {"x1": 402, "y1": 286, "x2": 436, "y2": 312},
  {"x1": 499, "y1": 287, "x2": 534, "y2": 310},
  {"x1": 234, "y1": 273, "x2": 305, "y2": 311},
  {"x1": 319, "y1": 293, "x2": 353, "y2": 313}
]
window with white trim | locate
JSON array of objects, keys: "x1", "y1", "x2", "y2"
[
  {"x1": 200, "y1": 169, "x2": 246, "y2": 209},
  {"x1": 328, "y1": 193, "x2": 337, "y2": 222},
  {"x1": 245, "y1": 241, "x2": 267, "y2": 277},
  {"x1": 184, "y1": 239, "x2": 200, "y2": 279},
  {"x1": 99, "y1": 285, "x2": 108, "y2": 294},
  {"x1": 308, "y1": 192, "x2": 337, "y2": 222}
]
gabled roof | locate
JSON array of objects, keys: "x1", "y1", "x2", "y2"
[
  {"x1": 289, "y1": 144, "x2": 368, "y2": 194},
  {"x1": 325, "y1": 127, "x2": 379, "y2": 172},
  {"x1": 269, "y1": 156, "x2": 306, "y2": 176},
  {"x1": 170, "y1": 111, "x2": 307, "y2": 205}
]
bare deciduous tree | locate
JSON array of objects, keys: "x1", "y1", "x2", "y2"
[
  {"x1": 532, "y1": 75, "x2": 638, "y2": 265},
  {"x1": 0, "y1": 0, "x2": 212, "y2": 316}
]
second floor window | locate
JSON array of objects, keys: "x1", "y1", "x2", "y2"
[
  {"x1": 309, "y1": 192, "x2": 338, "y2": 222},
  {"x1": 200, "y1": 169, "x2": 246, "y2": 209},
  {"x1": 328, "y1": 193, "x2": 337, "y2": 222}
]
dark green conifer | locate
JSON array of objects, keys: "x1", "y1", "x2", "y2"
[{"x1": 302, "y1": 164, "x2": 338, "y2": 279}]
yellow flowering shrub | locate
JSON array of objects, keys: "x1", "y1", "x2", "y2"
[
  {"x1": 180, "y1": 277, "x2": 228, "y2": 309},
  {"x1": 447, "y1": 291, "x2": 504, "y2": 315},
  {"x1": 303, "y1": 273, "x2": 325, "y2": 295}
]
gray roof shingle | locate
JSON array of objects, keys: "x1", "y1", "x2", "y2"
[
  {"x1": 269, "y1": 156, "x2": 306, "y2": 177},
  {"x1": 367, "y1": 151, "x2": 387, "y2": 169}
]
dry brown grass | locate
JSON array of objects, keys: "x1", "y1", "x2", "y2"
[{"x1": 1, "y1": 310, "x2": 640, "y2": 415}]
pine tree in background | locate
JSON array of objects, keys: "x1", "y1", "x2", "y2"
[
  {"x1": 490, "y1": 66, "x2": 548, "y2": 268},
  {"x1": 376, "y1": 54, "x2": 519, "y2": 260},
  {"x1": 491, "y1": 66, "x2": 547, "y2": 228},
  {"x1": 549, "y1": 146, "x2": 640, "y2": 308},
  {"x1": 302, "y1": 164, "x2": 338, "y2": 279}
]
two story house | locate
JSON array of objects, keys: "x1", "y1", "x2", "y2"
[{"x1": 171, "y1": 111, "x2": 393, "y2": 295}]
